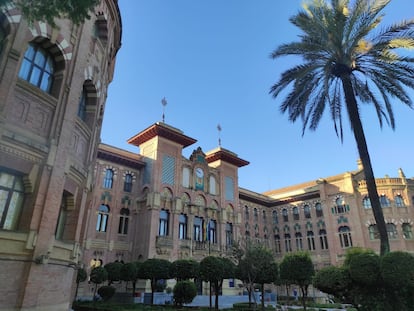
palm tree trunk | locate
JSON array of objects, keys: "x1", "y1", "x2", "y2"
[{"x1": 341, "y1": 75, "x2": 390, "y2": 255}]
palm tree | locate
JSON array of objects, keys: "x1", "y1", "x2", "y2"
[{"x1": 269, "y1": 0, "x2": 414, "y2": 256}]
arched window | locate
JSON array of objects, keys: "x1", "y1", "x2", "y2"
[
  {"x1": 253, "y1": 208, "x2": 258, "y2": 222},
  {"x1": 402, "y1": 223, "x2": 413, "y2": 239},
  {"x1": 272, "y1": 210, "x2": 278, "y2": 224},
  {"x1": 293, "y1": 207, "x2": 299, "y2": 221},
  {"x1": 368, "y1": 224, "x2": 379, "y2": 240},
  {"x1": 262, "y1": 210, "x2": 267, "y2": 222},
  {"x1": 335, "y1": 197, "x2": 347, "y2": 213},
  {"x1": 319, "y1": 229, "x2": 328, "y2": 250},
  {"x1": 284, "y1": 233, "x2": 292, "y2": 252},
  {"x1": 18, "y1": 43, "x2": 55, "y2": 93},
  {"x1": 274, "y1": 234, "x2": 281, "y2": 253},
  {"x1": 159, "y1": 209, "x2": 169, "y2": 236},
  {"x1": 295, "y1": 232, "x2": 303, "y2": 250},
  {"x1": 282, "y1": 208, "x2": 289, "y2": 222},
  {"x1": 362, "y1": 196, "x2": 371, "y2": 209},
  {"x1": 379, "y1": 194, "x2": 390, "y2": 208},
  {"x1": 96, "y1": 204, "x2": 110, "y2": 232},
  {"x1": 386, "y1": 223, "x2": 398, "y2": 239},
  {"x1": 118, "y1": 208, "x2": 129, "y2": 234},
  {"x1": 244, "y1": 206, "x2": 249, "y2": 220},
  {"x1": 307, "y1": 231, "x2": 315, "y2": 250},
  {"x1": 103, "y1": 169, "x2": 114, "y2": 189},
  {"x1": 394, "y1": 194, "x2": 405, "y2": 207},
  {"x1": 339, "y1": 226, "x2": 353, "y2": 248},
  {"x1": 304, "y1": 204, "x2": 311, "y2": 219},
  {"x1": 78, "y1": 86, "x2": 87, "y2": 121},
  {"x1": 123, "y1": 173, "x2": 133, "y2": 192},
  {"x1": 315, "y1": 203, "x2": 323, "y2": 217},
  {"x1": 0, "y1": 171, "x2": 25, "y2": 230}
]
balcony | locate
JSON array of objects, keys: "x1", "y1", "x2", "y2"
[{"x1": 156, "y1": 236, "x2": 173, "y2": 248}]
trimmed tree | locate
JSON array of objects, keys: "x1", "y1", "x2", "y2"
[
  {"x1": 199, "y1": 256, "x2": 235, "y2": 310},
  {"x1": 173, "y1": 280, "x2": 197, "y2": 306},
  {"x1": 104, "y1": 261, "x2": 123, "y2": 286},
  {"x1": 280, "y1": 252, "x2": 314, "y2": 311},
  {"x1": 120, "y1": 261, "x2": 140, "y2": 297},
  {"x1": 170, "y1": 259, "x2": 200, "y2": 281},
  {"x1": 138, "y1": 258, "x2": 171, "y2": 305},
  {"x1": 236, "y1": 244, "x2": 278, "y2": 309},
  {"x1": 312, "y1": 248, "x2": 414, "y2": 310},
  {"x1": 74, "y1": 268, "x2": 87, "y2": 301},
  {"x1": 90, "y1": 266, "x2": 108, "y2": 296}
]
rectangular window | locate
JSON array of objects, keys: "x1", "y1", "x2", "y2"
[
  {"x1": 225, "y1": 176, "x2": 234, "y2": 201},
  {"x1": 123, "y1": 174, "x2": 133, "y2": 192},
  {"x1": 55, "y1": 191, "x2": 70, "y2": 240},
  {"x1": 161, "y1": 155, "x2": 175, "y2": 185},
  {"x1": 194, "y1": 216, "x2": 203, "y2": 241},
  {"x1": 0, "y1": 171, "x2": 25, "y2": 230},
  {"x1": 159, "y1": 210, "x2": 169, "y2": 236},
  {"x1": 179, "y1": 214, "x2": 187, "y2": 239},
  {"x1": 182, "y1": 167, "x2": 190, "y2": 188},
  {"x1": 208, "y1": 220, "x2": 217, "y2": 243}
]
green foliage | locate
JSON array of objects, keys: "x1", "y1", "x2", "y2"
[
  {"x1": 97, "y1": 285, "x2": 116, "y2": 301},
  {"x1": 200, "y1": 256, "x2": 236, "y2": 310},
  {"x1": 138, "y1": 258, "x2": 171, "y2": 305},
  {"x1": 313, "y1": 249, "x2": 414, "y2": 311},
  {"x1": 169, "y1": 259, "x2": 199, "y2": 281},
  {"x1": 76, "y1": 268, "x2": 87, "y2": 284},
  {"x1": 0, "y1": 0, "x2": 99, "y2": 26},
  {"x1": 138, "y1": 258, "x2": 171, "y2": 282},
  {"x1": 347, "y1": 252, "x2": 380, "y2": 286},
  {"x1": 270, "y1": 0, "x2": 414, "y2": 257},
  {"x1": 313, "y1": 266, "x2": 349, "y2": 297},
  {"x1": 381, "y1": 251, "x2": 414, "y2": 288},
  {"x1": 120, "y1": 262, "x2": 139, "y2": 283},
  {"x1": 173, "y1": 280, "x2": 197, "y2": 306},
  {"x1": 280, "y1": 252, "x2": 314, "y2": 311},
  {"x1": 104, "y1": 262, "x2": 123, "y2": 285},
  {"x1": 90, "y1": 266, "x2": 108, "y2": 286},
  {"x1": 280, "y1": 252, "x2": 314, "y2": 287}
]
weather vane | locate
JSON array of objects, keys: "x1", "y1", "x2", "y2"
[
  {"x1": 217, "y1": 123, "x2": 222, "y2": 146},
  {"x1": 161, "y1": 97, "x2": 167, "y2": 123}
]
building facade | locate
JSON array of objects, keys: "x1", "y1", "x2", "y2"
[
  {"x1": 81, "y1": 120, "x2": 414, "y2": 296},
  {"x1": 0, "y1": 1, "x2": 121, "y2": 310},
  {"x1": 82, "y1": 122, "x2": 249, "y2": 295}
]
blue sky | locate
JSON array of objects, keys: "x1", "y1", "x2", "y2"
[{"x1": 102, "y1": 0, "x2": 414, "y2": 193}]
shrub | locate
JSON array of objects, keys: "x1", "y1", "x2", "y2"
[
  {"x1": 97, "y1": 285, "x2": 116, "y2": 301},
  {"x1": 173, "y1": 280, "x2": 197, "y2": 306}
]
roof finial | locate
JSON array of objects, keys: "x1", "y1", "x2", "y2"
[
  {"x1": 161, "y1": 97, "x2": 167, "y2": 122},
  {"x1": 217, "y1": 123, "x2": 222, "y2": 147}
]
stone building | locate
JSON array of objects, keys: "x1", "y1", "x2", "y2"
[
  {"x1": 83, "y1": 122, "x2": 249, "y2": 295},
  {"x1": 81, "y1": 120, "x2": 414, "y2": 296},
  {"x1": 241, "y1": 166, "x2": 414, "y2": 269},
  {"x1": 0, "y1": 1, "x2": 121, "y2": 310}
]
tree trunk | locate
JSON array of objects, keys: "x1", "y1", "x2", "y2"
[
  {"x1": 261, "y1": 283, "x2": 265, "y2": 310},
  {"x1": 300, "y1": 286, "x2": 307, "y2": 311},
  {"x1": 215, "y1": 281, "x2": 220, "y2": 310},
  {"x1": 341, "y1": 74, "x2": 390, "y2": 255}
]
